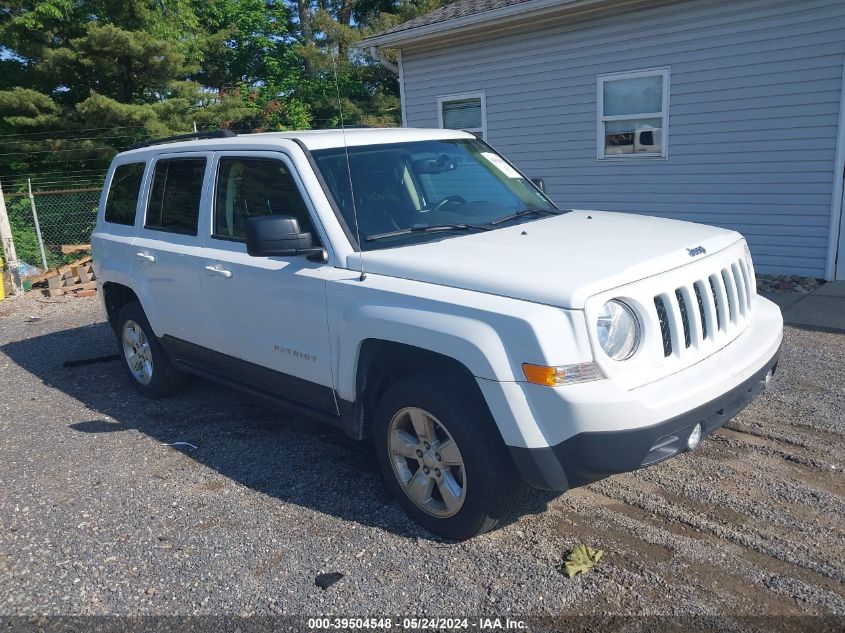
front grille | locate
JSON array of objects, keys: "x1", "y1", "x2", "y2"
[{"x1": 653, "y1": 256, "x2": 753, "y2": 357}]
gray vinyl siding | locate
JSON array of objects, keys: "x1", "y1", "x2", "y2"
[{"x1": 400, "y1": 0, "x2": 845, "y2": 277}]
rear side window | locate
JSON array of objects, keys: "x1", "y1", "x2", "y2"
[
  {"x1": 145, "y1": 158, "x2": 207, "y2": 235},
  {"x1": 213, "y1": 158, "x2": 319, "y2": 243},
  {"x1": 104, "y1": 162, "x2": 145, "y2": 225}
]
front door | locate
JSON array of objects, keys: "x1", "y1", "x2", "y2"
[{"x1": 199, "y1": 151, "x2": 337, "y2": 414}]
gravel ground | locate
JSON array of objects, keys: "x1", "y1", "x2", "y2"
[{"x1": 0, "y1": 292, "x2": 843, "y2": 621}]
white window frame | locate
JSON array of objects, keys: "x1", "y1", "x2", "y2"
[
  {"x1": 437, "y1": 91, "x2": 487, "y2": 139},
  {"x1": 597, "y1": 67, "x2": 670, "y2": 160}
]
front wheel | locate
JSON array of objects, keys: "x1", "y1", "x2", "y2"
[
  {"x1": 115, "y1": 302, "x2": 183, "y2": 399},
  {"x1": 373, "y1": 372, "x2": 520, "y2": 540}
]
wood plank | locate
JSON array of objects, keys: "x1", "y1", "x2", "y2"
[
  {"x1": 29, "y1": 269, "x2": 58, "y2": 284},
  {"x1": 49, "y1": 280, "x2": 96, "y2": 296},
  {"x1": 61, "y1": 244, "x2": 91, "y2": 255},
  {"x1": 56, "y1": 255, "x2": 92, "y2": 275}
]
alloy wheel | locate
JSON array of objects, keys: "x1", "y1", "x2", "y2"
[
  {"x1": 387, "y1": 407, "x2": 466, "y2": 517},
  {"x1": 121, "y1": 320, "x2": 153, "y2": 385}
]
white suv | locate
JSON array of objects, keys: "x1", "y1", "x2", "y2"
[{"x1": 92, "y1": 128, "x2": 783, "y2": 539}]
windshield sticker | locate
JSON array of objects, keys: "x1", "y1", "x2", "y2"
[{"x1": 480, "y1": 152, "x2": 522, "y2": 179}]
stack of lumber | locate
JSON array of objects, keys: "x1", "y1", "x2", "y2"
[{"x1": 29, "y1": 254, "x2": 98, "y2": 297}]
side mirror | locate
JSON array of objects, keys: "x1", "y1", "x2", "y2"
[
  {"x1": 530, "y1": 178, "x2": 546, "y2": 192},
  {"x1": 246, "y1": 215, "x2": 320, "y2": 257}
]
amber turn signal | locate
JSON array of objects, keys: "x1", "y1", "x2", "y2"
[{"x1": 522, "y1": 362, "x2": 603, "y2": 386}]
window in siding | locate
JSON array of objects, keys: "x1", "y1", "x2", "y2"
[
  {"x1": 438, "y1": 92, "x2": 486, "y2": 139},
  {"x1": 597, "y1": 68, "x2": 669, "y2": 159}
]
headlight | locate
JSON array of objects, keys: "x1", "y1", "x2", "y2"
[{"x1": 596, "y1": 300, "x2": 640, "y2": 360}]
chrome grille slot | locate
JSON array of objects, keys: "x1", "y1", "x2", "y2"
[
  {"x1": 693, "y1": 281, "x2": 709, "y2": 340},
  {"x1": 738, "y1": 259, "x2": 753, "y2": 311},
  {"x1": 654, "y1": 296, "x2": 672, "y2": 357},
  {"x1": 731, "y1": 263, "x2": 747, "y2": 317},
  {"x1": 722, "y1": 268, "x2": 739, "y2": 325},
  {"x1": 709, "y1": 274, "x2": 727, "y2": 332},
  {"x1": 674, "y1": 288, "x2": 691, "y2": 348}
]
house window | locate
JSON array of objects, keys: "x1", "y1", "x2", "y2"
[
  {"x1": 597, "y1": 68, "x2": 669, "y2": 158},
  {"x1": 438, "y1": 92, "x2": 486, "y2": 139}
]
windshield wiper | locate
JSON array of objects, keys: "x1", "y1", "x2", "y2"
[
  {"x1": 366, "y1": 223, "x2": 491, "y2": 242},
  {"x1": 489, "y1": 208, "x2": 564, "y2": 226}
]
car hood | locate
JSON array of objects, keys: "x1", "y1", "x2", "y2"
[{"x1": 348, "y1": 210, "x2": 744, "y2": 309}]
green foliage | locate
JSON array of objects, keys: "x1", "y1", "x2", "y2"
[
  {"x1": 6, "y1": 197, "x2": 43, "y2": 268},
  {"x1": 0, "y1": 0, "x2": 453, "y2": 184}
]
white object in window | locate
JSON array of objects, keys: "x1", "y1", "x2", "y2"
[
  {"x1": 597, "y1": 68, "x2": 669, "y2": 159},
  {"x1": 438, "y1": 92, "x2": 487, "y2": 139}
]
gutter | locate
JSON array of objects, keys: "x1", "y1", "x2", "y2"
[
  {"x1": 357, "y1": 0, "x2": 612, "y2": 48},
  {"x1": 369, "y1": 47, "x2": 399, "y2": 73}
]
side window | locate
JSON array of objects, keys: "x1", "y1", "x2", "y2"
[
  {"x1": 145, "y1": 158, "x2": 207, "y2": 235},
  {"x1": 213, "y1": 157, "x2": 320, "y2": 244},
  {"x1": 104, "y1": 162, "x2": 145, "y2": 225}
]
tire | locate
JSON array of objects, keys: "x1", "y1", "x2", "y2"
[
  {"x1": 373, "y1": 371, "x2": 520, "y2": 540},
  {"x1": 114, "y1": 302, "x2": 183, "y2": 399}
]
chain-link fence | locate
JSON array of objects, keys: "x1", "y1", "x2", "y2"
[{"x1": 4, "y1": 183, "x2": 103, "y2": 272}]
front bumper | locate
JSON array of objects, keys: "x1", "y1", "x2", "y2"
[{"x1": 508, "y1": 344, "x2": 780, "y2": 490}]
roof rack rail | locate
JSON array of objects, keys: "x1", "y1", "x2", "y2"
[{"x1": 129, "y1": 129, "x2": 237, "y2": 151}]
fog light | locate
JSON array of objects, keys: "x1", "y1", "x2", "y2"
[{"x1": 687, "y1": 423, "x2": 702, "y2": 450}]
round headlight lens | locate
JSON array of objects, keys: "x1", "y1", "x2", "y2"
[{"x1": 596, "y1": 300, "x2": 640, "y2": 361}]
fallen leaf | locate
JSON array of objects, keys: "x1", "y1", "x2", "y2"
[{"x1": 558, "y1": 544, "x2": 604, "y2": 578}]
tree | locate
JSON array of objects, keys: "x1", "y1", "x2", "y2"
[{"x1": 0, "y1": 0, "x2": 453, "y2": 188}]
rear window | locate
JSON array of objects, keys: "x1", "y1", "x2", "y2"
[
  {"x1": 145, "y1": 158, "x2": 207, "y2": 235},
  {"x1": 104, "y1": 162, "x2": 145, "y2": 225}
]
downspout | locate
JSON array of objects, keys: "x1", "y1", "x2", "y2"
[{"x1": 370, "y1": 46, "x2": 399, "y2": 73}]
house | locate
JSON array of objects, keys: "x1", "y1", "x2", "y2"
[{"x1": 359, "y1": 0, "x2": 845, "y2": 281}]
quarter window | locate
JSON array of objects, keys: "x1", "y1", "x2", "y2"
[
  {"x1": 104, "y1": 162, "x2": 145, "y2": 225},
  {"x1": 145, "y1": 158, "x2": 207, "y2": 235},
  {"x1": 438, "y1": 92, "x2": 486, "y2": 139},
  {"x1": 597, "y1": 68, "x2": 669, "y2": 158},
  {"x1": 213, "y1": 158, "x2": 319, "y2": 243}
]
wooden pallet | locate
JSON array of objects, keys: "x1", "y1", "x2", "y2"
[{"x1": 32, "y1": 256, "x2": 98, "y2": 296}]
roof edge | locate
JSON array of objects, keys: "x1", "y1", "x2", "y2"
[{"x1": 357, "y1": 0, "x2": 607, "y2": 48}]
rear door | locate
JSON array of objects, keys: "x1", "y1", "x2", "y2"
[
  {"x1": 92, "y1": 160, "x2": 147, "y2": 286},
  {"x1": 198, "y1": 150, "x2": 337, "y2": 414},
  {"x1": 132, "y1": 152, "x2": 213, "y2": 345}
]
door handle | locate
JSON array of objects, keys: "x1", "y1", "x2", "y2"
[
  {"x1": 204, "y1": 265, "x2": 233, "y2": 279},
  {"x1": 136, "y1": 252, "x2": 155, "y2": 262}
]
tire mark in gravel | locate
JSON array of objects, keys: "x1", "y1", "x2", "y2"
[
  {"x1": 588, "y1": 475, "x2": 844, "y2": 583},
  {"x1": 558, "y1": 488, "x2": 845, "y2": 614},
  {"x1": 716, "y1": 428, "x2": 843, "y2": 473}
]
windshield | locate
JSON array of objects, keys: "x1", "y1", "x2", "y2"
[{"x1": 311, "y1": 138, "x2": 558, "y2": 250}]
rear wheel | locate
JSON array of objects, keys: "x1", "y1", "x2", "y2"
[
  {"x1": 373, "y1": 371, "x2": 520, "y2": 540},
  {"x1": 115, "y1": 302, "x2": 182, "y2": 398}
]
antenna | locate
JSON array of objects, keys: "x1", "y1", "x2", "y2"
[{"x1": 331, "y1": 56, "x2": 366, "y2": 281}]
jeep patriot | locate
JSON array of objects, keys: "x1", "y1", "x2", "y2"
[{"x1": 92, "y1": 128, "x2": 783, "y2": 539}]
